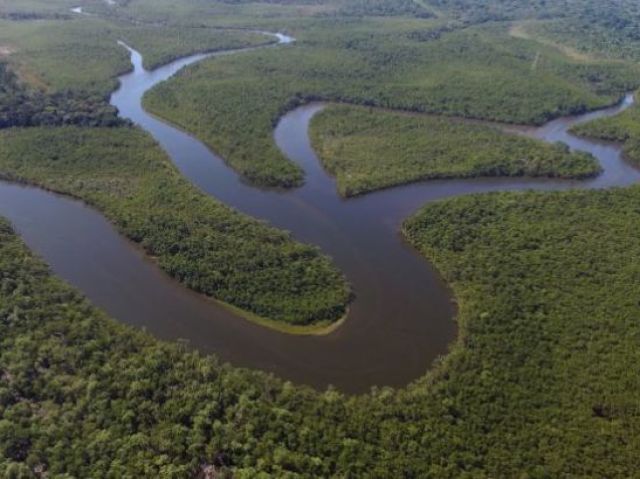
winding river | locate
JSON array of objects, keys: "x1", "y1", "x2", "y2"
[{"x1": 1, "y1": 32, "x2": 639, "y2": 393}]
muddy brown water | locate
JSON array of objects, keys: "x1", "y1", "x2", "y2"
[{"x1": 1, "y1": 34, "x2": 638, "y2": 393}]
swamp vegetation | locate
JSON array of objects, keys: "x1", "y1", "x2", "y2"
[{"x1": 310, "y1": 104, "x2": 599, "y2": 196}]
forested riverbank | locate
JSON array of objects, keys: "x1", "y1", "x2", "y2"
[
  {"x1": 572, "y1": 94, "x2": 640, "y2": 164},
  {"x1": 0, "y1": 14, "x2": 358, "y2": 329},
  {"x1": 144, "y1": 19, "x2": 640, "y2": 187},
  {"x1": 3, "y1": 182, "x2": 640, "y2": 476},
  {"x1": 0, "y1": 64, "x2": 125, "y2": 128},
  {"x1": 0, "y1": 12, "x2": 270, "y2": 132},
  {"x1": 310, "y1": 104, "x2": 600, "y2": 196},
  {"x1": 0, "y1": 15, "x2": 272, "y2": 95},
  {"x1": 0, "y1": 127, "x2": 350, "y2": 326},
  {"x1": 2, "y1": 0, "x2": 640, "y2": 476}
]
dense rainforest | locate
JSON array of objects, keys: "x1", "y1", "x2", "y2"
[
  {"x1": 2, "y1": 0, "x2": 640, "y2": 476},
  {"x1": 144, "y1": 19, "x2": 640, "y2": 187},
  {"x1": 511, "y1": 0, "x2": 640, "y2": 63},
  {"x1": 0, "y1": 126, "x2": 350, "y2": 327},
  {"x1": 3, "y1": 181, "x2": 640, "y2": 476},
  {"x1": 0, "y1": 5, "x2": 350, "y2": 328},
  {"x1": 118, "y1": 27, "x2": 271, "y2": 71},
  {"x1": 333, "y1": 0, "x2": 433, "y2": 18},
  {"x1": 310, "y1": 104, "x2": 599, "y2": 196},
  {"x1": 572, "y1": 98, "x2": 640, "y2": 164},
  {"x1": 0, "y1": 13, "x2": 272, "y2": 117},
  {"x1": 0, "y1": 63, "x2": 124, "y2": 128}
]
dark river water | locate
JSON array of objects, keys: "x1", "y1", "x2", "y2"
[{"x1": 1, "y1": 34, "x2": 638, "y2": 393}]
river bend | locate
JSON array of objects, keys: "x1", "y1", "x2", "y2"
[{"x1": 0, "y1": 33, "x2": 638, "y2": 392}]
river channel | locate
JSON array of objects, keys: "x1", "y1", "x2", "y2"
[{"x1": 1, "y1": 32, "x2": 638, "y2": 392}]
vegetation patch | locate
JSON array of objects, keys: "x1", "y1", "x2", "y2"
[
  {"x1": 144, "y1": 21, "x2": 639, "y2": 187},
  {"x1": 3, "y1": 182, "x2": 640, "y2": 476},
  {"x1": 310, "y1": 104, "x2": 599, "y2": 196},
  {"x1": 0, "y1": 17, "x2": 131, "y2": 95},
  {"x1": 0, "y1": 63, "x2": 125, "y2": 128},
  {"x1": 0, "y1": 217, "x2": 337, "y2": 478},
  {"x1": 1, "y1": 1, "x2": 640, "y2": 476},
  {"x1": 571, "y1": 96, "x2": 640, "y2": 164},
  {"x1": 400, "y1": 187, "x2": 640, "y2": 477},
  {"x1": 0, "y1": 15, "x2": 273, "y2": 131},
  {"x1": 0, "y1": 126, "x2": 350, "y2": 326},
  {"x1": 519, "y1": 1, "x2": 640, "y2": 63},
  {"x1": 0, "y1": 15, "x2": 274, "y2": 95},
  {"x1": 333, "y1": 0, "x2": 433, "y2": 18},
  {"x1": 118, "y1": 26, "x2": 273, "y2": 71}
]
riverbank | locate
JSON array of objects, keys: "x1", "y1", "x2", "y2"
[{"x1": 0, "y1": 30, "x2": 637, "y2": 392}]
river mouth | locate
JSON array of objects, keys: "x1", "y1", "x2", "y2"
[{"x1": 1, "y1": 34, "x2": 638, "y2": 393}]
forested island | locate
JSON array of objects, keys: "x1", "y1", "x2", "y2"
[
  {"x1": 1, "y1": 0, "x2": 640, "y2": 477},
  {"x1": 310, "y1": 104, "x2": 599, "y2": 196}
]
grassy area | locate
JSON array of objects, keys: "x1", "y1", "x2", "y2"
[
  {"x1": 310, "y1": 104, "x2": 599, "y2": 196},
  {"x1": 571, "y1": 96, "x2": 640, "y2": 164},
  {"x1": 335, "y1": 0, "x2": 433, "y2": 17},
  {"x1": 3, "y1": 181, "x2": 640, "y2": 476},
  {"x1": 144, "y1": 19, "x2": 640, "y2": 187},
  {"x1": 0, "y1": 126, "x2": 350, "y2": 326}
]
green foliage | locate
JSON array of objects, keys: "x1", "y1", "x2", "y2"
[
  {"x1": 119, "y1": 26, "x2": 273, "y2": 71},
  {"x1": 144, "y1": 20, "x2": 639, "y2": 187},
  {"x1": 1, "y1": 1, "x2": 640, "y2": 475},
  {"x1": 0, "y1": 63, "x2": 125, "y2": 128},
  {"x1": 400, "y1": 188, "x2": 640, "y2": 477},
  {"x1": 572, "y1": 102, "x2": 640, "y2": 142},
  {"x1": 0, "y1": 218, "x2": 338, "y2": 477},
  {"x1": 310, "y1": 104, "x2": 599, "y2": 196},
  {"x1": 3, "y1": 181, "x2": 640, "y2": 476},
  {"x1": 519, "y1": 1, "x2": 640, "y2": 62},
  {"x1": 95, "y1": 0, "x2": 338, "y2": 28},
  {"x1": 0, "y1": 14, "x2": 271, "y2": 94},
  {"x1": 0, "y1": 9, "x2": 272, "y2": 137},
  {"x1": 424, "y1": 0, "x2": 574, "y2": 23},
  {"x1": 0, "y1": 0, "x2": 80, "y2": 19},
  {"x1": 571, "y1": 97, "x2": 640, "y2": 164},
  {"x1": 334, "y1": 0, "x2": 433, "y2": 18},
  {"x1": 0, "y1": 126, "x2": 350, "y2": 325},
  {"x1": 0, "y1": 17, "x2": 131, "y2": 95}
]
